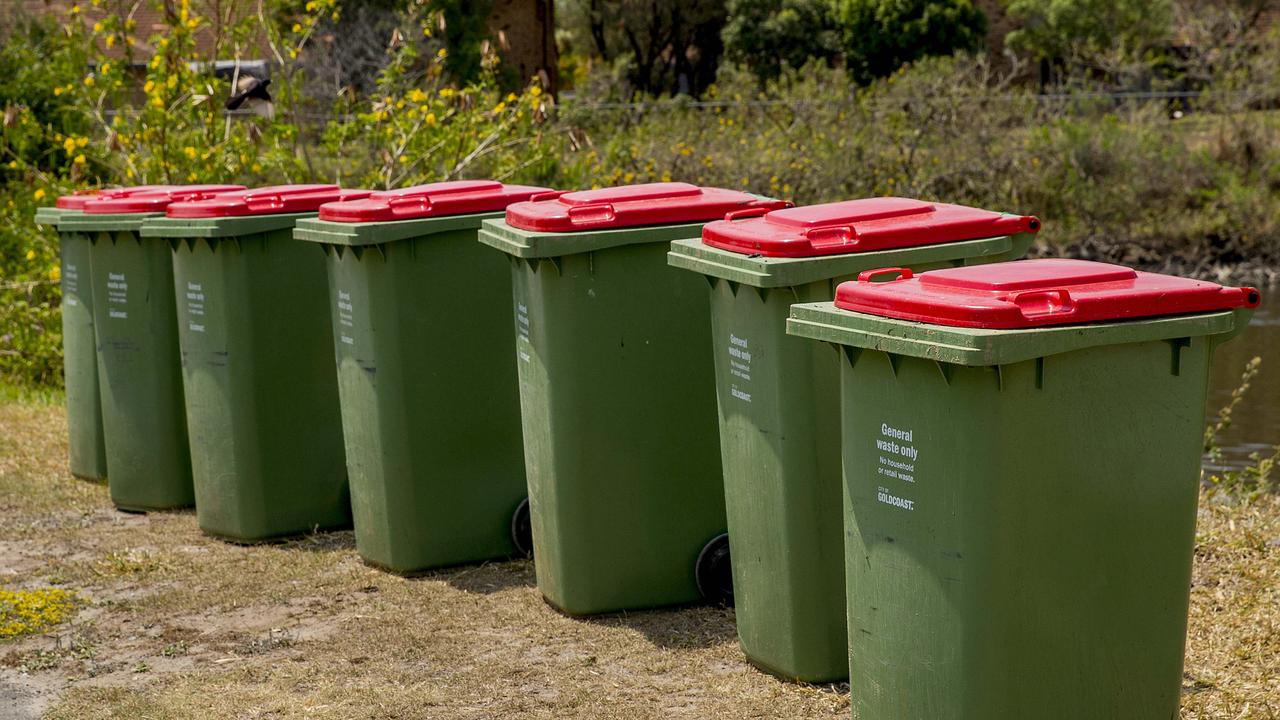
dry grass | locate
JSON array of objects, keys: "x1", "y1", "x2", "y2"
[{"x1": 0, "y1": 395, "x2": 1277, "y2": 719}]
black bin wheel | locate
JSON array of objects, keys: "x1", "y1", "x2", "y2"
[
  {"x1": 695, "y1": 533, "x2": 734, "y2": 606},
  {"x1": 511, "y1": 497, "x2": 534, "y2": 558}
]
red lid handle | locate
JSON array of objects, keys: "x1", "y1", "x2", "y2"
[
  {"x1": 1011, "y1": 288, "x2": 1075, "y2": 318},
  {"x1": 723, "y1": 207, "x2": 771, "y2": 222},
  {"x1": 567, "y1": 202, "x2": 616, "y2": 225},
  {"x1": 243, "y1": 192, "x2": 284, "y2": 213},
  {"x1": 175, "y1": 188, "x2": 225, "y2": 203},
  {"x1": 530, "y1": 190, "x2": 567, "y2": 203},
  {"x1": 857, "y1": 267, "x2": 914, "y2": 283},
  {"x1": 388, "y1": 194, "x2": 432, "y2": 212},
  {"x1": 805, "y1": 225, "x2": 857, "y2": 251},
  {"x1": 749, "y1": 198, "x2": 794, "y2": 212}
]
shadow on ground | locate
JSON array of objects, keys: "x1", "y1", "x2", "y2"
[
  {"x1": 278, "y1": 529, "x2": 357, "y2": 553},
  {"x1": 428, "y1": 558, "x2": 537, "y2": 595},
  {"x1": 578, "y1": 602, "x2": 739, "y2": 650}
]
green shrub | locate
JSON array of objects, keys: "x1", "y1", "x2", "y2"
[
  {"x1": 833, "y1": 0, "x2": 987, "y2": 83},
  {"x1": 721, "y1": 0, "x2": 842, "y2": 83}
]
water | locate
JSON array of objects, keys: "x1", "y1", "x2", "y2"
[{"x1": 1204, "y1": 290, "x2": 1280, "y2": 475}]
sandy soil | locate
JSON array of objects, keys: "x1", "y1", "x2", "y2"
[{"x1": 1, "y1": 398, "x2": 1276, "y2": 719}]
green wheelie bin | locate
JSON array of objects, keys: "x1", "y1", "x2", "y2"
[
  {"x1": 58, "y1": 185, "x2": 244, "y2": 511},
  {"x1": 667, "y1": 197, "x2": 1040, "y2": 683},
  {"x1": 35, "y1": 187, "x2": 172, "y2": 481},
  {"x1": 142, "y1": 185, "x2": 370, "y2": 541},
  {"x1": 291, "y1": 180, "x2": 549, "y2": 571},
  {"x1": 478, "y1": 182, "x2": 788, "y2": 615},
  {"x1": 786, "y1": 258, "x2": 1260, "y2": 719},
  {"x1": 36, "y1": 190, "x2": 107, "y2": 481}
]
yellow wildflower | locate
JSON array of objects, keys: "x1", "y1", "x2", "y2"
[
  {"x1": 506, "y1": 92, "x2": 517, "y2": 102},
  {"x1": 183, "y1": 147, "x2": 197, "y2": 159},
  {"x1": 105, "y1": 35, "x2": 116, "y2": 48},
  {"x1": 83, "y1": 75, "x2": 95, "y2": 87},
  {"x1": 408, "y1": 88, "x2": 427, "y2": 104},
  {"x1": 436, "y1": 48, "x2": 447, "y2": 59},
  {"x1": 54, "y1": 86, "x2": 64, "y2": 96},
  {"x1": 439, "y1": 88, "x2": 454, "y2": 98},
  {"x1": 74, "y1": 154, "x2": 86, "y2": 165},
  {"x1": 424, "y1": 112, "x2": 437, "y2": 125},
  {"x1": 292, "y1": 23, "x2": 302, "y2": 33},
  {"x1": 33, "y1": 189, "x2": 45, "y2": 201},
  {"x1": 50, "y1": 266, "x2": 61, "y2": 282},
  {"x1": 76, "y1": 136, "x2": 88, "y2": 148},
  {"x1": 144, "y1": 80, "x2": 155, "y2": 94},
  {"x1": 92, "y1": 22, "x2": 103, "y2": 33},
  {"x1": 25, "y1": 250, "x2": 35, "y2": 260},
  {"x1": 491, "y1": 102, "x2": 506, "y2": 114},
  {"x1": 151, "y1": 96, "x2": 164, "y2": 108},
  {"x1": 63, "y1": 137, "x2": 76, "y2": 153},
  {"x1": 6, "y1": 161, "x2": 16, "y2": 169},
  {"x1": 530, "y1": 86, "x2": 542, "y2": 98}
]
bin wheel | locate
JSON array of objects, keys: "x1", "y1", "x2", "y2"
[
  {"x1": 511, "y1": 497, "x2": 534, "y2": 558},
  {"x1": 695, "y1": 533, "x2": 734, "y2": 607}
]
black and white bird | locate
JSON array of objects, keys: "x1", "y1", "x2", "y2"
[{"x1": 225, "y1": 76, "x2": 273, "y2": 116}]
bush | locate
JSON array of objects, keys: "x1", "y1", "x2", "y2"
[
  {"x1": 833, "y1": 0, "x2": 987, "y2": 83},
  {"x1": 1004, "y1": 0, "x2": 1173, "y2": 61},
  {"x1": 721, "y1": 0, "x2": 842, "y2": 84},
  {"x1": 0, "y1": 0, "x2": 552, "y2": 388},
  {"x1": 554, "y1": 53, "x2": 1280, "y2": 274},
  {"x1": 2, "y1": 2, "x2": 1279, "y2": 389}
]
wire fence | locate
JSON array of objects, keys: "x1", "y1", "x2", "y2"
[{"x1": 92, "y1": 88, "x2": 1270, "y2": 128}]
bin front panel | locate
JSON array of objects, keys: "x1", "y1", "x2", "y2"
[
  {"x1": 89, "y1": 229, "x2": 194, "y2": 510},
  {"x1": 59, "y1": 228, "x2": 108, "y2": 480},
  {"x1": 709, "y1": 276, "x2": 847, "y2": 681},
  {"x1": 172, "y1": 229, "x2": 350, "y2": 541},
  {"x1": 326, "y1": 229, "x2": 526, "y2": 571},
  {"x1": 511, "y1": 241, "x2": 726, "y2": 614},
  {"x1": 840, "y1": 338, "x2": 1211, "y2": 719}
]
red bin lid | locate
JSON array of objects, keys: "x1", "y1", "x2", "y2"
[
  {"x1": 833, "y1": 259, "x2": 1261, "y2": 329},
  {"x1": 82, "y1": 184, "x2": 246, "y2": 214},
  {"x1": 55, "y1": 190, "x2": 100, "y2": 210},
  {"x1": 503, "y1": 182, "x2": 788, "y2": 232},
  {"x1": 55, "y1": 185, "x2": 176, "y2": 210},
  {"x1": 317, "y1": 180, "x2": 552, "y2": 222},
  {"x1": 702, "y1": 197, "x2": 1040, "y2": 258},
  {"x1": 165, "y1": 185, "x2": 371, "y2": 218}
]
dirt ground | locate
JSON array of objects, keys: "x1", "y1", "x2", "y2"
[{"x1": 1, "y1": 396, "x2": 1277, "y2": 719}]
